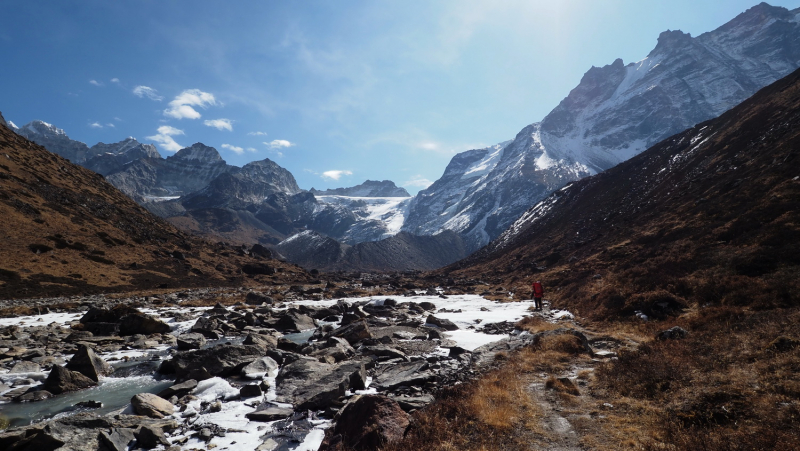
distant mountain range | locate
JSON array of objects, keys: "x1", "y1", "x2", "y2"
[
  {"x1": 7, "y1": 2, "x2": 800, "y2": 272},
  {"x1": 402, "y1": 2, "x2": 800, "y2": 253}
]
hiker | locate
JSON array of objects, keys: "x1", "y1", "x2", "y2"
[{"x1": 532, "y1": 281, "x2": 544, "y2": 310}]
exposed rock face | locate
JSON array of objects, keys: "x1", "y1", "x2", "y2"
[
  {"x1": 403, "y1": 3, "x2": 800, "y2": 252},
  {"x1": 311, "y1": 180, "x2": 410, "y2": 197},
  {"x1": 319, "y1": 395, "x2": 410, "y2": 451},
  {"x1": 0, "y1": 111, "x2": 6, "y2": 127},
  {"x1": 161, "y1": 344, "x2": 265, "y2": 381}
]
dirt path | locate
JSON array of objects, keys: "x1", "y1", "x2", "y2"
[{"x1": 519, "y1": 300, "x2": 636, "y2": 450}]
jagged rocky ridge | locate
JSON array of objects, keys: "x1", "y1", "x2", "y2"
[
  {"x1": 447, "y1": 63, "x2": 800, "y2": 319},
  {"x1": 403, "y1": 2, "x2": 800, "y2": 253}
]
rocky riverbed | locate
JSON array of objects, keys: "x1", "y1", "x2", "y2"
[{"x1": 0, "y1": 288, "x2": 577, "y2": 450}]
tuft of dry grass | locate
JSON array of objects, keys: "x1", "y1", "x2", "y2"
[{"x1": 516, "y1": 315, "x2": 563, "y2": 333}]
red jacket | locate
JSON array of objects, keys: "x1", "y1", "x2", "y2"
[{"x1": 532, "y1": 282, "x2": 544, "y2": 298}]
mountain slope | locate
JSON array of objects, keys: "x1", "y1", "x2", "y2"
[
  {"x1": 276, "y1": 230, "x2": 467, "y2": 272},
  {"x1": 0, "y1": 123, "x2": 308, "y2": 298},
  {"x1": 446, "y1": 65, "x2": 800, "y2": 319},
  {"x1": 404, "y1": 2, "x2": 800, "y2": 253}
]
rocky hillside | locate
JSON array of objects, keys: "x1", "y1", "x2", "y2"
[
  {"x1": 404, "y1": 2, "x2": 800, "y2": 253},
  {"x1": 276, "y1": 230, "x2": 466, "y2": 272},
  {"x1": 446, "y1": 65, "x2": 800, "y2": 319},
  {"x1": 0, "y1": 123, "x2": 309, "y2": 299}
]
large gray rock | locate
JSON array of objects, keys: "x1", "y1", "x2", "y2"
[
  {"x1": 161, "y1": 344, "x2": 264, "y2": 381},
  {"x1": 9, "y1": 361, "x2": 41, "y2": 374},
  {"x1": 272, "y1": 310, "x2": 316, "y2": 333},
  {"x1": 134, "y1": 424, "x2": 171, "y2": 449},
  {"x1": 157, "y1": 379, "x2": 197, "y2": 399},
  {"x1": 319, "y1": 395, "x2": 409, "y2": 451},
  {"x1": 276, "y1": 359, "x2": 367, "y2": 410},
  {"x1": 425, "y1": 315, "x2": 459, "y2": 331},
  {"x1": 65, "y1": 345, "x2": 113, "y2": 382},
  {"x1": 245, "y1": 406, "x2": 294, "y2": 422},
  {"x1": 43, "y1": 365, "x2": 97, "y2": 394},
  {"x1": 131, "y1": 393, "x2": 174, "y2": 418},
  {"x1": 176, "y1": 333, "x2": 206, "y2": 350},
  {"x1": 241, "y1": 356, "x2": 279, "y2": 379},
  {"x1": 98, "y1": 428, "x2": 136, "y2": 451},
  {"x1": 328, "y1": 320, "x2": 373, "y2": 345},
  {"x1": 372, "y1": 361, "x2": 436, "y2": 391}
]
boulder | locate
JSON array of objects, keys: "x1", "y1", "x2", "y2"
[
  {"x1": 65, "y1": 345, "x2": 113, "y2": 382},
  {"x1": 98, "y1": 428, "x2": 136, "y2": 451},
  {"x1": 241, "y1": 356, "x2": 279, "y2": 379},
  {"x1": 118, "y1": 313, "x2": 170, "y2": 336},
  {"x1": 246, "y1": 292, "x2": 274, "y2": 305},
  {"x1": 328, "y1": 320, "x2": 373, "y2": 346},
  {"x1": 273, "y1": 310, "x2": 316, "y2": 333},
  {"x1": 9, "y1": 361, "x2": 41, "y2": 374},
  {"x1": 361, "y1": 345, "x2": 408, "y2": 361},
  {"x1": 245, "y1": 406, "x2": 294, "y2": 422},
  {"x1": 425, "y1": 315, "x2": 459, "y2": 331},
  {"x1": 242, "y1": 333, "x2": 278, "y2": 351},
  {"x1": 176, "y1": 333, "x2": 206, "y2": 350},
  {"x1": 131, "y1": 393, "x2": 175, "y2": 418},
  {"x1": 43, "y1": 365, "x2": 97, "y2": 394},
  {"x1": 240, "y1": 384, "x2": 263, "y2": 398},
  {"x1": 163, "y1": 344, "x2": 264, "y2": 381},
  {"x1": 319, "y1": 395, "x2": 409, "y2": 451},
  {"x1": 134, "y1": 425, "x2": 170, "y2": 449},
  {"x1": 15, "y1": 390, "x2": 53, "y2": 402},
  {"x1": 276, "y1": 359, "x2": 367, "y2": 410},
  {"x1": 372, "y1": 361, "x2": 435, "y2": 391},
  {"x1": 157, "y1": 379, "x2": 198, "y2": 399},
  {"x1": 191, "y1": 316, "x2": 224, "y2": 339}
]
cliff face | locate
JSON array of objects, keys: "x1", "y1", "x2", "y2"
[{"x1": 403, "y1": 3, "x2": 800, "y2": 253}]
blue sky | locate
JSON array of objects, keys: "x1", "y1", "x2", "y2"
[{"x1": 2, "y1": 1, "x2": 799, "y2": 194}]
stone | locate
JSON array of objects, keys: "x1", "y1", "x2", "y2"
[
  {"x1": 425, "y1": 315, "x2": 459, "y2": 331},
  {"x1": 65, "y1": 345, "x2": 113, "y2": 382},
  {"x1": 9, "y1": 361, "x2": 41, "y2": 373},
  {"x1": 246, "y1": 292, "x2": 274, "y2": 305},
  {"x1": 176, "y1": 333, "x2": 206, "y2": 350},
  {"x1": 361, "y1": 345, "x2": 408, "y2": 361},
  {"x1": 99, "y1": 428, "x2": 136, "y2": 451},
  {"x1": 390, "y1": 394, "x2": 435, "y2": 412},
  {"x1": 118, "y1": 313, "x2": 171, "y2": 336},
  {"x1": 242, "y1": 333, "x2": 278, "y2": 351},
  {"x1": 328, "y1": 320, "x2": 373, "y2": 346},
  {"x1": 372, "y1": 361, "x2": 435, "y2": 391},
  {"x1": 240, "y1": 384, "x2": 263, "y2": 398},
  {"x1": 162, "y1": 344, "x2": 264, "y2": 381},
  {"x1": 157, "y1": 379, "x2": 198, "y2": 399},
  {"x1": 245, "y1": 406, "x2": 294, "y2": 422},
  {"x1": 15, "y1": 390, "x2": 53, "y2": 402},
  {"x1": 131, "y1": 393, "x2": 175, "y2": 418},
  {"x1": 273, "y1": 310, "x2": 316, "y2": 333},
  {"x1": 134, "y1": 425, "x2": 171, "y2": 449},
  {"x1": 241, "y1": 356, "x2": 279, "y2": 379},
  {"x1": 656, "y1": 326, "x2": 689, "y2": 340},
  {"x1": 319, "y1": 395, "x2": 409, "y2": 451},
  {"x1": 43, "y1": 365, "x2": 97, "y2": 394},
  {"x1": 276, "y1": 359, "x2": 367, "y2": 411}
]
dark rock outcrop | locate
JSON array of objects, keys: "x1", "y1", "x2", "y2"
[{"x1": 319, "y1": 395, "x2": 410, "y2": 451}]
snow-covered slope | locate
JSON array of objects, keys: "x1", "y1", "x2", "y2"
[
  {"x1": 403, "y1": 2, "x2": 800, "y2": 253},
  {"x1": 315, "y1": 195, "x2": 412, "y2": 244}
]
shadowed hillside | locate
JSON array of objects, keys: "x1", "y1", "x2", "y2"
[{"x1": 0, "y1": 123, "x2": 309, "y2": 299}]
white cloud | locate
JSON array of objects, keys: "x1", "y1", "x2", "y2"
[
  {"x1": 89, "y1": 79, "x2": 103, "y2": 87},
  {"x1": 418, "y1": 142, "x2": 439, "y2": 151},
  {"x1": 164, "y1": 89, "x2": 217, "y2": 119},
  {"x1": 203, "y1": 118, "x2": 233, "y2": 131},
  {"x1": 221, "y1": 144, "x2": 244, "y2": 154},
  {"x1": 246, "y1": 147, "x2": 258, "y2": 152},
  {"x1": 322, "y1": 170, "x2": 353, "y2": 181},
  {"x1": 110, "y1": 78, "x2": 120, "y2": 84},
  {"x1": 403, "y1": 175, "x2": 434, "y2": 189},
  {"x1": 89, "y1": 122, "x2": 103, "y2": 128},
  {"x1": 106, "y1": 123, "x2": 115, "y2": 128},
  {"x1": 133, "y1": 86, "x2": 163, "y2": 101},
  {"x1": 146, "y1": 125, "x2": 185, "y2": 152},
  {"x1": 266, "y1": 139, "x2": 294, "y2": 149},
  {"x1": 248, "y1": 131, "x2": 268, "y2": 136}
]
